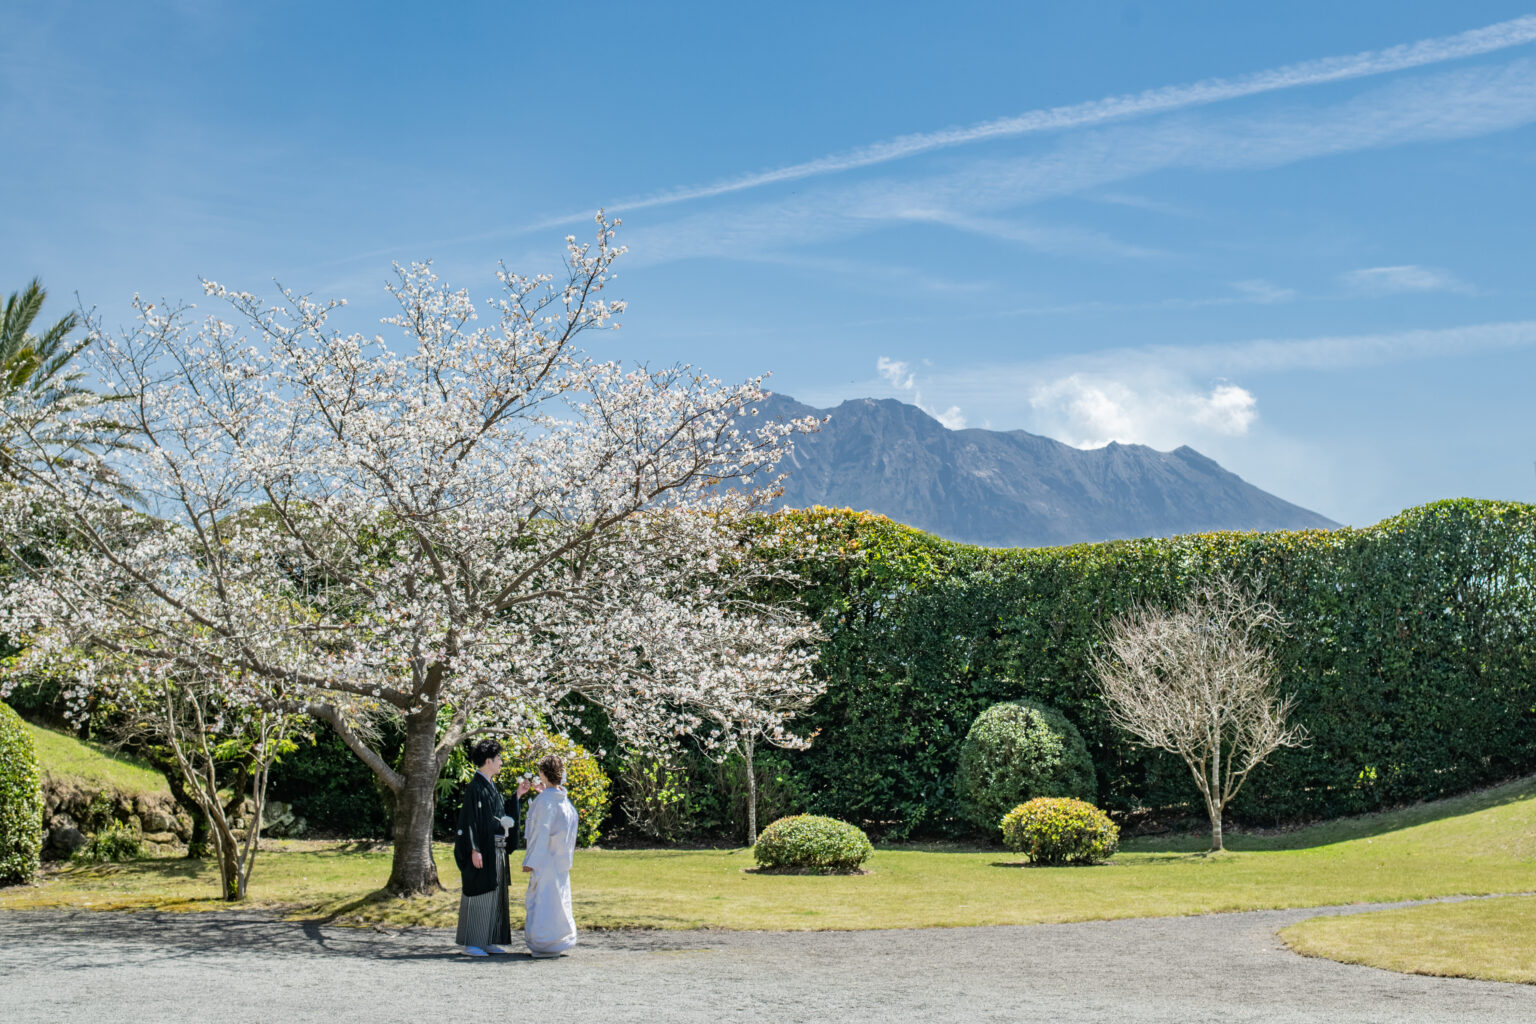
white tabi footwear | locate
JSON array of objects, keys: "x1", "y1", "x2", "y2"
[{"x1": 461, "y1": 946, "x2": 489, "y2": 957}]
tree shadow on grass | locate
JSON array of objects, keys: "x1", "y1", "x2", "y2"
[{"x1": 1122, "y1": 773, "x2": 1536, "y2": 854}]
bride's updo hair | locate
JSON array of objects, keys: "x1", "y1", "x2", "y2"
[{"x1": 537, "y1": 754, "x2": 564, "y2": 787}]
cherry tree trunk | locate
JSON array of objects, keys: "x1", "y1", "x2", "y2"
[
  {"x1": 385, "y1": 708, "x2": 444, "y2": 896},
  {"x1": 744, "y1": 735, "x2": 758, "y2": 846}
]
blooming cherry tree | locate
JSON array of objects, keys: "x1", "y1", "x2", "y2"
[{"x1": 0, "y1": 216, "x2": 822, "y2": 895}]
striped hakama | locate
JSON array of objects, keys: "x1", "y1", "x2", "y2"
[{"x1": 454, "y1": 834, "x2": 510, "y2": 947}]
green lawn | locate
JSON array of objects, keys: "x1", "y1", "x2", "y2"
[
  {"x1": 1281, "y1": 894, "x2": 1536, "y2": 985},
  {"x1": 4, "y1": 773, "x2": 1533, "y2": 937},
  {"x1": 23, "y1": 722, "x2": 169, "y2": 797}
]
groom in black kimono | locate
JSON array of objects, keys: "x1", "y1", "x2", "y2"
[{"x1": 453, "y1": 739, "x2": 529, "y2": 956}]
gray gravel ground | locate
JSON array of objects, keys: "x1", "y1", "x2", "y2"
[{"x1": 2, "y1": 903, "x2": 1532, "y2": 1023}]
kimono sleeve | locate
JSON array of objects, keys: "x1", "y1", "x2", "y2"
[{"x1": 521, "y1": 796, "x2": 550, "y2": 873}]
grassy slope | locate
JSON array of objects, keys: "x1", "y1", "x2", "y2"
[
  {"x1": 1281, "y1": 894, "x2": 1536, "y2": 985},
  {"x1": 3, "y1": 773, "x2": 1533, "y2": 935},
  {"x1": 23, "y1": 722, "x2": 169, "y2": 797}
]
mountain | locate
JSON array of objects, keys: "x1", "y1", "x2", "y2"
[{"x1": 754, "y1": 394, "x2": 1339, "y2": 548}]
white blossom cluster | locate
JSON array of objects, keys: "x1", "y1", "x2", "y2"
[{"x1": 0, "y1": 215, "x2": 825, "y2": 795}]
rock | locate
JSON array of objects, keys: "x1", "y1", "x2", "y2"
[
  {"x1": 141, "y1": 809, "x2": 177, "y2": 833},
  {"x1": 47, "y1": 812, "x2": 78, "y2": 833},
  {"x1": 142, "y1": 831, "x2": 179, "y2": 844},
  {"x1": 49, "y1": 826, "x2": 88, "y2": 856}
]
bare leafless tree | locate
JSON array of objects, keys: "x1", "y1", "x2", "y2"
[{"x1": 1092, "y1": 577, "x2": 1307, "y2": 851}]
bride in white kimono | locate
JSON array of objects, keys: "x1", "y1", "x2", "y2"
[{"x1": 521, "y1": 754, "x2": 580, "y2": 958}]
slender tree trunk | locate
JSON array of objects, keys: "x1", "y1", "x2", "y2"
[
  {"x1": 217, "y1": 835, "x2": 242, "y2": 900},
  {"x1": 744, "y1": 734, "x2": 758, "y2": 846},
  {"x1": 1207, "y1": 740, "x2": 1224, "y2": 852},
  {"x1": 385, "y1": 707, "x2": 443, "y2": 896},
  {"x1": 1206, "y1": 796, "x2": 1224, "y2": 852}
]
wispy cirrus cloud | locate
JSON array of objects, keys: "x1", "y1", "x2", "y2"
[
  {"x1": 890, "y1": 207, "x2": 1167, "y2": 260},
  {"x1": 622, "y1": 56, "x2": 1536, "y2": 265},
  {"x1": 563, "y1": 15, "x2": 1536, "y2": 221},
  {"x1": 1340, "y1": 264, "x2": 1475, "y2": 295}
]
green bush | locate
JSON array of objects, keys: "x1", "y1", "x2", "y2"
[
  {"x1": 72, "y1": 821, "x2": 142, "y2": 865},
  {"x1": 267, "y1": 726, "x2": 394, "y2": 838},
  {"x1": 496, "y1": 731, "x2": 611, "y2": 848},
  {"x1": 0, "y1": 702, "x2": 44, "y2": 885},
  {"x1": 1001, "y1": 797, "x2": 1118, "y2": 865},
  {"x1": 752, "y1": 814, "x2": 873, "y2": 873},
  {"x1": 956, "y1": 699, "x2": 1096, "y2": 834}
]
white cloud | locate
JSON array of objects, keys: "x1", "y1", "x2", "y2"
[
  {"x1": 876, "y1": 356, "x2": 915, "y2": 390},
  {"x1": 1228, "y1": 279, "x2": 1298, "y2": 304},
  {"x1": 931, "y1": 406, "x2": 967, "y2": 430},
  {"x1": 824, "y1": 319, "x2": 1536, "y2": 453},
  {"x1": 1340, "y1": 264, "x2": 1474, "y2": 295},
  {"x1": 933, "y1": 321, "x2": 1536, "y2": 405},
  {"x1": 1028, "y1": 374, "x2": 1257, "y2": 449},
  {"x1": 875, "y1": 356, "x2": 966, "y2": 430}
]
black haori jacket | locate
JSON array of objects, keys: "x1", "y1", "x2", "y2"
[{"x1": 454, "y1": 772, "x2": 518, "y2": 897}]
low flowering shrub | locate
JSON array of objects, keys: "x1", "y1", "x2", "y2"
[
  {"x1": 1001, "y1": 797, "x2": 1118, "y2": 866},
  {"x1": 753, "y1": 814, "x2": 873, "y2": 873},
  {"x1": 72, "y1": 821, "x2": 143, "y2": 865}
]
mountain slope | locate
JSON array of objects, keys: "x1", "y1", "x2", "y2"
[{"x1": 758, "y1": 394, "x2": 1338, "y2": 547}]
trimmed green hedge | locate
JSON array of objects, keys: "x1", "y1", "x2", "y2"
[
  {"x1": 773, "y1": 499, "x2": 1536, "y2": 835},
  {"x1": 0, "y1": 701, "x2": 44, "y2": 884}
]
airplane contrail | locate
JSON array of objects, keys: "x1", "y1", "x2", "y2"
[{"x1": 545, "y1": 14, "x2": 1536, "y2": 224}]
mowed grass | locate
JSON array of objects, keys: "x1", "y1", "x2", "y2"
[
  {"x1": 3, "y1": 774, "x2": 1533, "y2": 933},
  {"x1": 23, "y1": 722, "x2": 169, "y2": 796},
  {"x1": 1281, "y1": 894, "x2": 1536, "y2": 985}
]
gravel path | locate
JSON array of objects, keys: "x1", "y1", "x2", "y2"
[{"x1": 2, "y1": 902, "x2": 1532, "y2": 1023}]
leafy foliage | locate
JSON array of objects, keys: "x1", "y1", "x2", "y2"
[
  {"x1": 1001, "y1": 797, "x2": 1119, "y2": 865},
  {"x1": 956, "y1": 699, "x2": 1096, "y2": 833},
  {"x1": 267, "y1": 726, "x2": 394, "y2": 838},
  {"x1": 773, "y1": 500, "x2": 1536, "y2": 835},
  {"x1": 495, "y1": 732, "x2": 610, "y2": 848},
  {"x1": 0, "y1": 701, "x2": 43, "y2": 884},
  {"x1": 752, "y1": 813, "x2": 873, "y2": 873},
  {"x1": 72, "y1": 820, "x2": 142, "y2": 864}
]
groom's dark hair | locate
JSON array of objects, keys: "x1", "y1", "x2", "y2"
[{"x1": 469, "y1": 739, "x2": 503, "y2": 768}]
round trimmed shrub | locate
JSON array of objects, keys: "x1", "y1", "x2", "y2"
[
  {"x1": 753, "y1": 814, "x2": 873, "y2": 873},
  {"x1": 956, "y1": 698, "x2": 1096, "y2": 833},
  {"x1": 0, "y1": 702, "x2": 44, "y2": 885},
  {"x1": 495, "y1": 731, "x2": 610, "y2": 848},
  {"x1": 1001, "y1": 797, "x2": 1119, "y2": 865}
]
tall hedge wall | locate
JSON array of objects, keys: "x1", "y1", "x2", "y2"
[{"x1": 773, "y1": 499, "x2": 1536, "y2": 836}]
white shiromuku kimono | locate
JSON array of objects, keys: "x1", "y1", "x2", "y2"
[{"x1": 522, "y1": 785, "x2": 579, "y2": 957}]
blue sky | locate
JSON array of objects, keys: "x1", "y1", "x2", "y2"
[{"x1": 6, "y1": 1, "x2": 1536, "y2": 527}]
